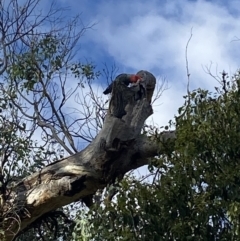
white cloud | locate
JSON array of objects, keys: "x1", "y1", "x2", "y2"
[
  {"x1": 88, "y1": 1, "x2": 238, "y2": 75},
  {"x1": 18, "y1": 0, "x2": 240, "y2": 142},
  {"x1": 15, "y1": 0, "x2": 240, "y2": 176},
  {"x1": 80, "y1": 0, "x2": 240, "y2": 127}
]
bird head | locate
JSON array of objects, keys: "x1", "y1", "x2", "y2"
[{"x1": 129, "y1": 74, "x2": 141, "y2": 83}]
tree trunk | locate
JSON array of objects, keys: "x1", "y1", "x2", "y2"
[{"x1": 1, "y1": 73, "x2": 176, "y2": 241}]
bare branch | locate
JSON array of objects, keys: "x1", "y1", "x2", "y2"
[{"x1": 185, "y1": 27, "x2": 193, "y2": 91}]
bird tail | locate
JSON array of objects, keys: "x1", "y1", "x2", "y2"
[{"x1": 103, "y1": 83, "x2": 113, "y2": 95}]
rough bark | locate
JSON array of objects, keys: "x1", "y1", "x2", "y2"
[{"x1": 1, "y1": 73, "x2": 176, "y2": 241}]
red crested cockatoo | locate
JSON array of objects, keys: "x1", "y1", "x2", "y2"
[{"x1": 103, "y1": 74, "x2": 141, "y2": 95}]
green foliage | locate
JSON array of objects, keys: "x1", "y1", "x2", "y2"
[
  {"x1": 7, "y1": 34, "x2": 100, "y2": 92},
  {"x1": 0, "y1": 1, "x2": 102, "y2": 240},
  {"x1": 0, "y1": 92, "x2": 31, "y2": 180},
  {"x1": 1, "y1": 30, "x2": 99, "y2": 241},
  {"x1": 15, "y1": 209, "x2": 75, "y2": 241},
  {"x1": 72, "y1": 70, "x2": 240, "y2": 241}
]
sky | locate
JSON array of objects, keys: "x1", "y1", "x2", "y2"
[
  {"x1": 51, "y1": 0, "x2": 240, "y2": 127},
  {"x1": 5, "y1": 0, "x2": 240, "y2": 176},
  {"x1": 51, "y1": 0, "x2": 240, "y2": 176}
]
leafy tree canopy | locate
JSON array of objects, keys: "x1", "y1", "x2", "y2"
[{"x1": 72, "y1": 71, "x2": 240, "y2": 241}]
